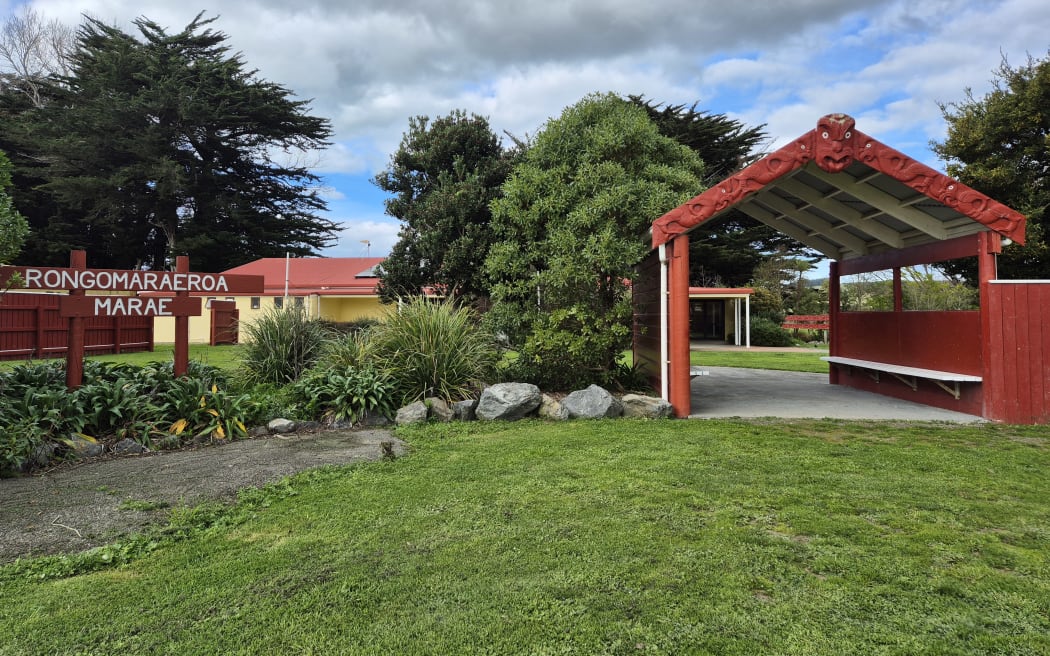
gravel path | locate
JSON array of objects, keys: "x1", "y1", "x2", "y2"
[{"x1": 0, "y1": 428, "x2": 404, "y2": 563}]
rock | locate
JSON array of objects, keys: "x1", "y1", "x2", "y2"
[
  {"x1": 68, "y1": 433, "x2": 104, "y2": 459},
  {"x1": 112, "y1": 438, "x2": 148, "y2": 456},
  {"x1": 29, "y1": 442, "x2": 58, "y2": 468},
  {"x1": 359, "y1": 410, "x2": 391, "y2": 427},
  {"x1": 297, "y1": 420, "x2": 321, "y2": 432},
  {"x1": 476, "y1": 383, "x2": 542, "y2": 421},
  {"x1": 249, "y1": 425, "x2": 270, "y2": 437},
  {"x1": 621, "y1": 394, "x2": 674, "y2": 419},
  {"x1": 329, "y1": 418, "x2": 354, "y2": 430},
  {"x1": 452, "y1": 399, "x2": 477, "y2": 422},
  {"x1": 562, "y1": 385, "x2": 623, "y2": 419},
  {"x1": 396, "y1": 401, "x2": 429, "y2": 426},
  {"x1": 426, "y1": 397, "x2": 453, "y2": 423},
  {"x1": 267, "y1": 418, "x2": 297, "y2": 434},
  {"x1": 538, "y1": 394, "x2": 569, "y2": 421}
]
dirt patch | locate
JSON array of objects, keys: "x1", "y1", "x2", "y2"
[{"x1": 0, "y1": 428, "x2": 405, "y2": 563}]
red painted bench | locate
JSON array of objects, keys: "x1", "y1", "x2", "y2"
[{"x1": 782, "y1": 314, "x2": 829, "y2": 331}]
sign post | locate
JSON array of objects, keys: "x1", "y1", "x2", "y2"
[{"x1": 0, "y1": 250, "x2": 263, "y2": 388}]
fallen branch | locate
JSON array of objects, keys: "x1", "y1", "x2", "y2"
[{"x1": 51, "y1": 516, "x2": 82, "y2": 538}]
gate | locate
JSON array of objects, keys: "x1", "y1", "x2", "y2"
[{"x1": 209, "y1": 300, "x2": 239, "y2": 346}]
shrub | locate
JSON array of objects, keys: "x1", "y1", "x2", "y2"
[
  {"x1": 319, "y1": 330, "x2": 372, "y2": 370},
  {"x1": 286, "y1": 365, "x2": 396, "y2": 424},
  {"x1": 749, "y1": 317, "x2": 795, "y2": 347},
  {"x1": 238, "y1": 305, "x2": 333, "y2": 385},
  {"x1": 368, "y1": 297, "x2": 501, "y2": 404}
]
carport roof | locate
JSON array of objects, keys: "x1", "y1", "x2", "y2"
[{"x1": 651, "y1": 114, "x2": 1026, "y2": 260}]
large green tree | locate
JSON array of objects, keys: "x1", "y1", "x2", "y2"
[
  {"x1": 373, "y1": 111, "x2": 516, "y2": 303},
  {"x1": 627, "y1": 95, "x2": 818, "y2": 287},
  {"x1": 2, "y1": 13, "x2": 335, "y2": 271},
  {"x1": 485, "y1": 93, "x2": 705, "y2": 389},
  {"x1": 933, "y1": 51, "x2": 1050, "y2": 282},
  {"x1": 0, "y1": 148, "x2": 28, "y2": 263}
]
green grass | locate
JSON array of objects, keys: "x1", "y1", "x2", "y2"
[
  {"x1": 0, "y1": 343, "x2": 243, "y2": 374},
  {"x1": 2, "y1": 419, "x2": 1048, "y2": 654},
  {"x1": 691, "y1": 349, "x2": 830, "y2": 373}
]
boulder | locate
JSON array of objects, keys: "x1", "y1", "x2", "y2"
[
  {"x1": 538, "y1": 394, "x2": 569, "y2": 421},
  {"x1": 621, "y1": 394, "x2": 674, "y2": 419},
  {"x1": 297, "y1": 420, "x2": 321, "y2": 432},
  {"x1": 452, "y1": 399, "x2": 477, "y2": 422},
  {"x1": 476, "y1": 383, "x2": 541, "y2": 421},
  {"x1": 426, "y1": 397, "x2": 453, "y2": 423},
  {"x1": 267, "y1": 418, "x2": 297, "y2": 434},
  {"x1": 113, "y1": 438, "x2": 148, "y2": 456},
  {"x1": 358, "y1": 410, "x2": 392, "y2": 427},
  {"x1": 395, "y1": 401, "x2": 429, "y2": 426},
  {"x1": 562, "y1": 385, "x2": 623, "y2": 419},
  {"x1": 249, "y1": 425, "x2": 270, "y2": 437},
  {"x1": 68, "y1": 433, "x2": 104, "y2": 459}
]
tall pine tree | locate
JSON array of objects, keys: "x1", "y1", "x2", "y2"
[{"x1": 5, "y1": 13, "x2": 335, "y2": 271}]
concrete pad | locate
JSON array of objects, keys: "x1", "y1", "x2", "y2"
[{"x1": 690, "y1": 366, "x2": 983, "y2": 423}]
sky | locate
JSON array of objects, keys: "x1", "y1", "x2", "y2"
[{"x1": 4, "y1": 0, "x2": 1050, "y2": 261}]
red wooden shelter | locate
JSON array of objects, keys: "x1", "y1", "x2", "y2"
[{"x1": 636, "y1": 113, "x2": 1048, "y2": 424}]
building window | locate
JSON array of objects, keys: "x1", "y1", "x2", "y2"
[
  {"x1": 274, "y1": 297, "x2": 284, "y2": 309},
  {"x1": 251, "y1": 297, "x2": 260, "y2": 309},
  {"x1": 294, "y1": 296, "x2": 304, "y2": 307}
]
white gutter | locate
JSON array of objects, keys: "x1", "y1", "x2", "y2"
[{"x1": 659, "y1": 244, "x2": 669, "y2": 401}]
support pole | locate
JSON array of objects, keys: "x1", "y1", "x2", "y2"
[
  {"x1": 174, "y1": 255, "x2": 190, "y2": 377},
  {"x1": 65, "y1": 250, "x2": 87, "y2": 389},
  {"x1": 829, "y1": 261, "x2": 841, "y2": 385},
  {"x1": 668, "y1": 234, "x2": 691, "y2": 418}
]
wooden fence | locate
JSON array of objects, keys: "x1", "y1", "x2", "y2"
[{"x1": 0, "y1": 292, "x2": 153, "y2": 361}]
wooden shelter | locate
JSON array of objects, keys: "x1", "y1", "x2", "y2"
[{"x1": 635, "y1": 114, "x2": 1048, "y2": 423}]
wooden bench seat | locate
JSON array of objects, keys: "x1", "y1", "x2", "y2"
[{"x1": 821, "y1": 356, "x2": 981, "y2": 400}]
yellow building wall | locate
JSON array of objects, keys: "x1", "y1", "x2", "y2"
[{"x1": 153, "y1": 295, "x2": 388, "y2": 343}]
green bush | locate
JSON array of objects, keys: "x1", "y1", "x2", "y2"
[
  {"x1": 238, "y1": 305, "x2": 333, "y2": 385},
  {"x1": 368, "y1": 297, "x2": 501, "y2": 404},
  {"x1": 319, "y1": 330, "x2": 372, "y2": 370},
  {"x1": 286, "y1": 365, "x2": 396, "y2": 424},
  {"x1": 749, "y1": 317, "x2": 795, "y2": 347}
]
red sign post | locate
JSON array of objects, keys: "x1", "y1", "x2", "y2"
[{"x1": 0, "y1": 250, "x2": 263, "y2": 387}]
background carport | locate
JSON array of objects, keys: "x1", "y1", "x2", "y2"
[{"x1": 634, "y1": 113, "x2": 1048, "y2": 423}]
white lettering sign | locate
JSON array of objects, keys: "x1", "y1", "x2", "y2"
[
  {"x1": 93, "y1": 297, "x2": 174, "y2": 316},
  {"x1": 20, "y1": 268, "x2": 230, "y2": 292}
]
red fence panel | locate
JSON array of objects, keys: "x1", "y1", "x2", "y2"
[
  {"x1": 984, "y1": 282, "x2": 1050, "y2": 424},
  {"x1": 0, "y1": 292, "x2": 153, "y2": 361}
]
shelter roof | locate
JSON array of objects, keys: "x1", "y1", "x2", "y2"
[
  {"x1": 222, "y1": 257, "x2": 385, "y2": 296},
  {"x1": 651, "y1": 114, "x2": 1026, "y2": 259}
]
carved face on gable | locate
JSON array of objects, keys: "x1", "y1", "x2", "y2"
[{"x1": 814, "y1": 114, "x2": 856, "y2": 173}]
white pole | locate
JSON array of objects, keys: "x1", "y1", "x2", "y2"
[
  {"x1": 284, "y1": 252, "x2": 290, "y2": 302},
  {"x1": 745, "y1": 294, "x2": 751, "y2": 348},
  {"x1": 659, "y1": 244, "x2": 669, "y2": 401}
]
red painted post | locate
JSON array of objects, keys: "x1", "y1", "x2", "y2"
[
  {"x1": 828, "y1": 261, "x2": 840, "y2": 384},
  {"x1": 174, "y1": 255, "x2": 190, "y2": 377},
  {"x1": 893, "y1": 267, "x2": 903, "y2": 313},
  {"x1": 65, "y1": 250, "x2": 87, "y2": 389},
  {"x1": 978, "y1": 231, "x2": 1000, "y2": 419},
  {"x1": 669, "y1": 234, "x2": 691, "y2": 418}
]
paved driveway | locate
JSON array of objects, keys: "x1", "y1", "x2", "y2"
[{"x1": 690, "y1": 366, "x2": 983, "y2": 422}]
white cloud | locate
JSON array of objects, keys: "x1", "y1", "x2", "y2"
[{"x1": 9, "y1": 0, "x2": 1050, "y2": 258}]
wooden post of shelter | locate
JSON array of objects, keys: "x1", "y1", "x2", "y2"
[{"x1": 668, "y1": 234, "x2": 691, "y2": 418}]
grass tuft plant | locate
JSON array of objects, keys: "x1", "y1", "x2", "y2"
[
  {"x1": 367, "y1": 297, "x2": 501, "y2": 403},
  {"x1": 237, "y1": 304, "x2": 333, "y2": 385}
]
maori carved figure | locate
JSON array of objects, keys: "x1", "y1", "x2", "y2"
[
  {"x1": 651, "y1": 136, "x2": 812, "y2": 247},
  {"x1": 814, "y1": 114, "x2": 857, "y2": 173}
]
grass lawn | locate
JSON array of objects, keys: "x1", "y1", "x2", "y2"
[
  {"x1": 691, "y1": 349, "x2": 829, "y2": 374},
  {"x1": 0, "y1": 343, "x2": 243, "y2": 374},
  {"x1": 2, "y1": 419, "x2": 1048, "y2": 654}
]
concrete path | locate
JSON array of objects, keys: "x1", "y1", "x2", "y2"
[{"x1": 690, "y1": 366, "x2": 983, "y2": 422}]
